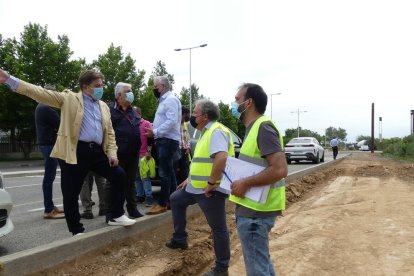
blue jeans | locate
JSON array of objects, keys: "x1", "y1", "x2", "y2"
[
  {"x1": 236, "y1": 215, "x2": 277, "y2": 276},
  {"x1": 135, "y1": 168, "x2": 153, "y2": 204},
  {"x1": 170, "y1": 189, "x2": 230, "y2": 271},
  {"x1": 156, "y1": 138, "x2": 180, "y2": 206},
  {"x1": 40, "y1": 145, "x2": 58, "y2": 213}
]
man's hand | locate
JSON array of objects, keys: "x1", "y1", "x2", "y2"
[
  {"x1": 0, "y1": 69, "x2": 10, "y2": 84},
  {"x1": 204, "y1": 183, "x2": 216, "y2": 197},
  {"x1": 109, "y1": 156, "x2": 119, "y2": 167},
  {"x1": 177, "y1": 179, "x2": 188, "y2": 190},
  {"x1": 145, "y1": 127, "x2": 154, "y2": 138},
  {"x1": 230, "y1": 179, "x2": 250, "y2": 198}
]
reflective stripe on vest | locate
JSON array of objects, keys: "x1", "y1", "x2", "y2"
[
  {"x1": 229, "y1": 116, "x2": 286, "y2": 212},
  {"x1": 190, "y1": 122, "x2": 235, "y2": 188}
]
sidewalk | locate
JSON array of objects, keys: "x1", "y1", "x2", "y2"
[{"x1": 0, "y1": 160, "x2": 44, "y2": 173}]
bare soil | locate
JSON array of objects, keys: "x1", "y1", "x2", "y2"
[{"x1": 31, "y1": 153, "x2": 414, "y2": 276}]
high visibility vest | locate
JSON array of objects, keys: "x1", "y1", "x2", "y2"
[
  {"x1": 229, "y1": 116, "x2": 286, "y2": 212},
  {"x1": 190, "y1": 121, "x2": 235, "y2": 188}
]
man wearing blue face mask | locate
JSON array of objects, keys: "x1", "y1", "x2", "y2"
[
  {"x1": 106, "y1": 82, "x2": 143, "y2": 219},
  {"x1": 0, "y1": 68, "x2": 136, "y2": 236}
]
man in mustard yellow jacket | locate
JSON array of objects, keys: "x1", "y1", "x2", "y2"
[{"x1": 0, "y1": 68, "x2": 136, "y2": 235}]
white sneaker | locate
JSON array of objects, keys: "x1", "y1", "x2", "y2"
[
  {"x1": 73, "y1": 233, "x2": 84, "y2": 237},
  {"x1": 107, "y1": 214, "x2": 136, "y2": 226}
]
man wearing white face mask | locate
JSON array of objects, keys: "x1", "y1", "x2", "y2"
[
  {"x1": 107, "y1": 82, "x2": 143, "y2": 219},
  {"x1": 0, "y1": 68, "x2": 136, "y2": 236}
]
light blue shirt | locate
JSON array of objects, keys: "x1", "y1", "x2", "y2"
[
  {"x1": 186, "y1": 121, "x2": 231, "y2": 195},
  {"x1": 78, "y1": 94, "x2": 103, "y2": 144},
  {"x1": 330, "y1": 138, "x2": 338, "y2": 147},
  {"x1": 153, "y1": 91, "x2": 181, "y2": 142},
  {"x1": 5, "y1": 75, "x2": 20, "y2": 91}
]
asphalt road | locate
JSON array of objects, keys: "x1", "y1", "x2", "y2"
[{"x1": 0, "y1": 151, "x2": 341, "y2": 257}]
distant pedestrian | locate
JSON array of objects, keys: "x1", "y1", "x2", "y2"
[
  {"x1": 35, "y1": 102, "x2": 64, "y2": 219},
  {"x1": 330, "y1": 137, "x2": 339, "y2": 160}
]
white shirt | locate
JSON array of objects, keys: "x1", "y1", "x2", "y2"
[{"x1": 152, "y1": 91, "x2": 181, "y2": 142}]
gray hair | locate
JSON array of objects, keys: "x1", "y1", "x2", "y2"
[
  {"x1": 153, "y1": 76, "x2": 170, "y2": 90},
  {"x1": 196, "y1": 99, "x2": 220, "y2": 121},
  {"x1": 114, "y1": 82, "x2": 132, "y2": 99}
]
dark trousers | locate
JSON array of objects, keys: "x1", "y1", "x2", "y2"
[
  {"x1": 39, "y1": 145, "x2": 58, "y2": 213},
  {"x1": 332, "y1": 146, "x2": 339, "y2": 160},
  {"x1": 118, "y1": 155, "x2": 139, "y2": 211},
  {"x1": 175, "y1": 151, "x2": 190, "y2": 185},
  {"x1": 155, "y1": 138, "x2": 180, "y2": 206},
  {"x1": 170, "y1": 189, "x2": 230, "y2": 270},
  {"x1": 58, "y1": 141, "x2": 126, "y2": 235}
]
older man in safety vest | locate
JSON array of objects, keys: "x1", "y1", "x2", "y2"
[{"x1": 165, "y1": 99, "x2": 234, "y2": 276}]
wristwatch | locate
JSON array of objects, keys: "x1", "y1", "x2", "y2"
[{"x1": 207, "y1": 181, "x2": 216, "y2": 185}]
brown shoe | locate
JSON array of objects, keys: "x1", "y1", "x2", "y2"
[
  {"x1": 44, "y1": 209, "x2": 65, "y2": 219},
  {"x1": 53, "y1": 207, "x2": 64, "y2": 214},
  {"x1": 146, "y1": 204, "x2": 168, "y2": 215}
]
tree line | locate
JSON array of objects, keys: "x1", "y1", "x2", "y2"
[{"x1": 1, "y1": 23, "x2": 352, "y2": 158}]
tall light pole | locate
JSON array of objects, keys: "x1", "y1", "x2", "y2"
[
  {"x1": 290, "y1": 108, "x2": 307, "y2": 137},
  {"x1": 269, "y1": 92, "x2": 282, "y2": 121},
  {"x1": 174, "y1": 44, "x2": 207, "y2": 115}
]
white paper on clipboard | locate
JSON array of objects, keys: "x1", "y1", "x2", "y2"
[{"x1": 220, "y1": 157, "x2": 270, "y2": 203}]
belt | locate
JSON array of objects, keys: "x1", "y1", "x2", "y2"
[{"x1": 78, "y1": 141, "x2": 101, "y2": 148}]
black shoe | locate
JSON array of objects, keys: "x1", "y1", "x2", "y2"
[
  {"x1": 80, "y1": 212, "x2": 94, "y2": 219},
  {"x1": 136, "y1": 196, "x2": 145, "y2": 203},
  {"x1": 128, "y1": 208, "x2": 144, "y2": 219},
  {"x1": 165, "y1": 239, "x2": 188, "y2": 250},
  {"x1": 202, "y1": 267, "x2": 229, "y2": 276}
]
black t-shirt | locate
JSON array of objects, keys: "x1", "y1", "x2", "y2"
[{"x1": 235, "y1": 119, "x2": 283, "y2": 218}]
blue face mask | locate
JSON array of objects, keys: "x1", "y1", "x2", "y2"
[
  {"x1": 125, "y1": 91, "x2": 134, "y2": 103},
  {"x1": 231, "y1": 100, "x2": 248, "y2": 120},
  {"x1": 92, "y1": 87, "x2": 104, "y2": 100}
]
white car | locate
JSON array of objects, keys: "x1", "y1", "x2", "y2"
[
  {"x1": 285, "y1": 137, "x2": 325, "y2": 164},
  {"x1": 0, "y1": 171, "x2": 14, "y2": 237}
]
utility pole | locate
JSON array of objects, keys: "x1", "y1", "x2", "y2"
[{"x1": 291, "y1": 108, "x2": 307, "y2": 138}]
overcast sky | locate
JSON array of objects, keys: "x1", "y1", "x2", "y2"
[{"x1": 1, "y1": 0, "x2": 413, "y2": 142}]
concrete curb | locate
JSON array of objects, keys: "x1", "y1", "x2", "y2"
[{"x1": 0, "y1": 154, "x2": 350, "y2": 275}]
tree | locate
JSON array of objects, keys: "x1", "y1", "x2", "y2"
[
  {"x1": 179, "y1": 84, "x2": 205, "y2": 109},
  {"x1": 0, "y1": 23, "x2": 84, "y2": 158},
  {"x1": 325, "y1": 126, "x2": 347, "y2": 141},
  {"x1": 284, "y1": 128, "x2": 323, "y2": 146},
  {"x1": 91, "y1": 43, "x2": 145, "y2": 103}
]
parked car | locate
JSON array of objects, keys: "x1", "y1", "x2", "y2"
[
  {"x1": 0, "y1": 171, "x2": 14, "y2": 237},
  {"x1": 285, "y1": 137, "x2": 325, "y2": 164},
  {"x1": 186, "y1": 122, "x2": 243, "y2": 158}
]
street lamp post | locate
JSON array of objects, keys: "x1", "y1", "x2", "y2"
[
  {"x1": 290, "y1": 108, "x2": 307, "y2": 137},
  {"x1": 174, "y1": 44, "x2": 207, "y2": 114},
  {"x1": 269, "y1": 92, "x2": 282, "y2": 121}
]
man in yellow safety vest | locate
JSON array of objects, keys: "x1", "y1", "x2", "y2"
[
  {"x1": 229, "y1": 83, "x2": 288, "y2": 276},
  {"x1": 165, "y1": 99, "x2": 234, "y2": 276}
]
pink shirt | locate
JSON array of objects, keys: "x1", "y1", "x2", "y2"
[{"x1": 139, "y1": 118, "x2": 152, "y2": 157}]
